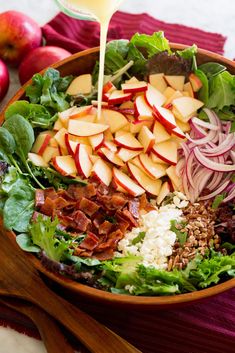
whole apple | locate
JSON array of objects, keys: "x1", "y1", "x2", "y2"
[
  {"x1": 0, "y1": 59, "x2": 9, "y2": 102},
  {"x1": 0, "y1": 11, "x2": 42, "y2": 66},
  {"x1": 19, "y1": 46, "x2": 71, "y2": 84}
]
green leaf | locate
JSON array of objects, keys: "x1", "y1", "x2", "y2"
[
  {"x1": 16, "y1": 233, "x2": 40, "y2": 253},
  {"x1": 198, "y1": 62, "x2": 227, "y2": 79},
  {"x1": 127, "y1": 43, "x2": 147, "y2": 75},
  {"x1": 5, "y1": 101, "x2": 30, "y2": 120},
  {"x1": 132, "y1": 231, "x2": 146, "y2": 245},
  {"x1": 0, "y1": 127, "x2": 16, "y2": 155},
  {"x1": 195, "y1": 69, "x2": 209, "y2": 104},
  {"x1": 170, "y1": 220, "x2": 187, "y2": 246},
  {"x1": 106, "y1": 40, "x2": 129, "y2": 58},
  {"x1": 207, "y1": 71, "x2": 235, "y2": 110},
  {"x1": 130, "y1": 31, "x2": 171, "y2": 57},
  {"x1": 177, "y1": 44, "x2": 197, "y2": 60},
  {"x1": 212, "y1": 194, "x2": 226, "y2": 209}
]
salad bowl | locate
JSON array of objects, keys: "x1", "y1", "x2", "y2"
[{"x1": 0, "y1": 42, "x2": 234, "y2": 308}]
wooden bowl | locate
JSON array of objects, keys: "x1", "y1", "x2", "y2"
[{"x1": 1, "y1": 44, "x2": 234, "y2": 309}]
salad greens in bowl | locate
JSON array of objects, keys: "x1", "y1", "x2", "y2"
[{"x1": 0, "y1": 31, "x2": 234, "y2": 307}]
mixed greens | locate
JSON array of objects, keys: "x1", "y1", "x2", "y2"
[{"x1": 0, "y1": 31, "x2": 234, "y2": 296}]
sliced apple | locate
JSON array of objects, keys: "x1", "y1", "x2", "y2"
[
  {"x1": 145, "y1": 83, "x2": 166, "y2": 108},
  {"x1": 71, "y1": 114, "x2": 96, "y2": 123},
  {"x1": 58, "y1": 146, "x2": 69, "y2": 156},
  {"x1": 153, "y1": 121, "x2": 171, "y2": 144},
  {"x1": 138, "y1": 126, "x2": 155, "y2": 153},
  {"x1": 49, "y1": 137, "x2": 58, "y2": 148},
  {"x1": 157, "y1": 181, "x2": 171, "y2": 205},
  {"x1": 58, "y1": 106, "x2": 77, "y2": 127},
  {"x1": 127, "y1": 163, "x2": 162, "y2": 196},
  {"x1": 54, "y1": 128, "x2": 68, "y2": 150},
  {"x1": 166, "y1": 165, "x2": 183, "y2": 191},
  {"x1": 114, "y1": 133, "x2": 143, "y2": 151},
  {"x1": 92, "y1": 158, "x2": 112, "y2": 186},
  {"x1": 149, "y1": 73, "x2": 167, "y2": 93},
  {"x1": 68, "y1": 120, "x2": 109, "y2": 137},
  {"x1": 103, "y1": 140, "x2": 117, "y2": 152},
  {"x1": 182, "y1": 91, "x2": 190, "y2": 97},
  {"x1": 52, "y1": 155, "x2": 77, "y2": 176},
  {"x1": 138, "y1": 154, "x2": 167, "y2": 179},
  {"x1": 175, "y1": 118, "x2": 190, "y2": 132},
  {"x1": 42, "y1": 146, "x2": 60, "y2": 164},
  {"x1": 183, "y1": 82, "x2": 194, "y2": 97},
  {"x1": 164, "y1": 75, "x2": 185, "y2": 91},
  {"x1": 117, "y1": 148, "x2": 140, "y2": 162},
  {"x1": 74, "y1": 144, "x2": 92, "y2": 178},
  {"x1": 53, "y1": 118, "x2": 64, "y2": 131},
  {"x1": 152, "y1": 141, "x2": 178, "y2": 165},
  {"x1": 121, "y1": 81, "x2": 147, "y2": 94},
  {"x1": 129, "y1": 119, "x2": 153, "y2": 134},
  {"x1": 69, "y1": 105, "x2": 94, "y2": 119},
  {"x1": 134, "y1": 95, "x2": 153, "y2": 120},
  {"x1": 31, "y1": 133, "x2": 52, "y2": 156},
  {"x1": 163, "y1": 86, "x2": 176, "y2": 99},
  {"x1": 103, "y1": 81, "x2": 116, "y2": 94},
  {"x1": 171, "y1": 126, "x2": 185, "y2": 139},
  {"x1": 28, "y1": 153, "x2": 48, "y2": 168},
  {"x1": 153, "y1": 106, "x2": 176, "y2": 130},
  {"x1": 91, "y1": 100, "x2": 109, "y2": 107},
  {"x1": 150, "y1": 152, "x2": 169, "y2": 165},
  {"x1": 66, "y1": 74, "x2": 92, "y2": 95},
  {"x1": 101, "y1": 109, "x2": 127, "y2": 133},
  {"x1": 103, "y1": 128, "x2": 113, "y2": 141},
  {"x1": 164, "y1": 90, "x2": 183, "y2": 106},
  {"x1": 98, "y1": 148, "x2": 124, "y2": 167},
  {"x1": 88, "y1": 133, "x2": 104, "y2": 151},
  {"x1": 108, "y1": 90, "x2": 132, "y2": 105},
  {"x1": 113, "y1": 168, "x2": 145, "y2": 197},
  {"x1": 189, "y1": 73, "x2": 203, "y2": 92},
  {"x1": 125, "y1": 76, "x2": 139, "y2": 84},
  {"x1": 172, "y1": 97, "x2": 204, "y2": 122}
]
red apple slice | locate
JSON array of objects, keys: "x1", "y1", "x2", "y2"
[
  {"x1": 114, "y1": 133, "x2": 144, "y2": 151},
  {"x1": 103, "y1": 140, "x2": 117, "y2": 152},
  {"x1": 31, "y1": 132, "x2": 52, "y2": 156},
  {"x1": 49, "y1": 137, "x2": 58, "y2": 148},
  {"x1": 92, "y1": 158, "x2": 112, "y2": 186},
  {"x1": 163, "y1": 87, "x2": 176, "y2": 99},
  {"x1": 68, "y1": 120, "x2": 109, "y2": 137},
  {"x1": 175, "y1": 118, "x2": 190, "y2": 132},
  {"x1": 103, "y1": 81, "x2": 116, "y2": 94},
  {"x1": 153, "y1": 121, "x2": 171, "y2": 144},
  {"x1": 138, "y1": 126, "x2": 155, "y2": 153},
  {"x1": 119, "y1": 101, "x2": 134, "y2": 109},
  {"x1": 127, "y1": 163, "x2": 162, "y2": 196},
  {"x1": 189, "y1": 73, "x2": 203, "y2": 92},
  {"x1": 129, "y1": 119, "x2": 153, "y2": 134},
  {"x1": 54, "y1": 128, "x2": 68, "y2": 150},
  {"x1": 117, "y1": 148, "x2": 140, "y2": 162},
  {"x1": 150, "y1": 152, "x2": 169, "y2": 165},
  {"x1": 91, "y1": 100, "x2": 109, "y2": 107},
  {"x1": 74, "y1": 144, "x2": 92, "y2": 178},
  {"x1": 149, "y1": 73, "x2": 167, "y2": 93},
  {"x1": 65, "y1": 135, "x2": 79, "y2": 155},
  {"x1": 171, "y1": 126, "x2": 185, "y2": 139},
  {"x1": 164, "y1": 75, "x2": 185, "y2": 91},
  {"x1": 153, "y1": 106, "x2": 177, "y2": 130},
  {"x1": 52, "y1": 155, "x2": 77, "y2": 176},
  {"x1": 28, "y1": 153, "x2": 48, "y2": 168},
  {"x1": 157, "y1": 181, "x2": 171, "y2": 205},
  {"x1": 69, "y1": 105, "x2": 94, "y2": 119},
  {"x1": 113, "y1": 168, "x2": 145, "y2": 197},
  {"x1": 71, "y1": 114, "x2": 96, "y2": 123},
  {"x1": 42, "y1": 146, "x2": 60, "y2": 164},
  {"x1": 166, "y1": 165, "x2": 183, "y2": 191},
  {"x1": 88, "y1": 133, "x2": 104, "y2": 151},
  {"x1": 98, "y1": 148, "x2": 124, "y2": 167},
  {"x1": 145, "y1": 83, "x2": 166, "y2": 108},
  {"x1": 172, "y1": 97, "x2": 204, "y2": 122},
  {"x1": 58, "y1": 106, "x2": 77, "y2": 127},
  {"x1": 108, "y1": 90, "x2": 132, "y2": 105},
  {"x1": 163, "y1": 90, "x2": 183, "y2": 107},
  {"x1": 125, "y1": 76, "x2": 139, "y2": 84},
  {"x1": 66, "y1": 74, "x2": 92, "y2": 95},
  {"x1": 138, "y1": 153, "x2": 167, "y2": 179},
  {"x1": 103, "y1": 129, "x2": 113, "y2": 141},
  {"x1": 121, "y1": 81, "x2": 147, "y2": 94},
  {"x1": 134, "y1": 95, "x2": 153, "y2": 120},
  {"x1": 152, "y1": 141, "x2": 178, "y2": 165},
  {"x1": 183, "y1": 82, "x2": 194, "y2": 98},
  {"x1": 89, "y1": 155, "x2": 100, "y2": 164},
  {"x1": 101, "y1": 109, "x2": 127, "y2": 133},
  {"x1": 53, "y1": 118, "x2": 64, "y2": 131}
]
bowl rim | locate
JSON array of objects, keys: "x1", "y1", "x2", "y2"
[{"x1": 1, "y1": 43, "x2": 235, "y2": 308}]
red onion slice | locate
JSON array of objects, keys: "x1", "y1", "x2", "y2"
[
  {"x1": 191, "y1": 117, "x2": 219, "y2": 131},
  {"x1": 194, "y1": 147, "x2": 235, "y2": 172},
  {"x1": 199, "y1": 180, "x2": 231, "y2": 200},
  {"x1": 222, "y1": 185, "x2": 235, "y2": 203}
]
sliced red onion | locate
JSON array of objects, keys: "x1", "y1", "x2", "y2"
[
  {"x1": 186, "y1": 151, "x2": 196, "y2": 188},
  {"x1": 201, "y1": 133, "x2": 235, "y2": 157},
  {"x1": 176, "y1": 157, "x2": 185, "y2": 176},
  {"x1": 191, "y1": 117, "x2": 219, "y2": 131},
  {"x1": 206, "y1": 171, "x2": 223, "y2": 190},
  {"x1": 222, "y1": 121, "x2": 232, "y2": 134},
  {"x1": 194, "y1": 147, "x2": 235, "y2": 172},
  {"x1": 222, "y1": 185, "x2": 235, "y2": 203},
  {"x1": 203, "y1": 108, "x2": 222, "y2": 129},
  {"x1": 230, "y1": 151, "x2": 235, "y2": 164},
  {"x1": 186, "y1": 128, "x2": 218, "y2": 145},
  {"x1": 199, "y1": 180, "x2": 230, "y2": 200}
]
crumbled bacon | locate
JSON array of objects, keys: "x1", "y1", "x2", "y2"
[{"x1": 35, "y1": 182, "x2": 153, "y2": 260}]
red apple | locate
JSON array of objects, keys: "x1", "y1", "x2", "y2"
[
  {"x1": 0, "y1": 59, "x2": 9, "y2": 101},
  {"x1": 19, "y1": 46, "x2": 71, "y2": 84},
  {"x1": 114, "y1": 133, "x2": 144, "y2": 151},
  {"x1": 0, "y1": 11, "x2": 42, "y2": 66},
  {"x1": 92, "y1": 159, "x2": 112, "y2": 186},
  {"x1": 74, "y1": 144, "x2": 92, "y2": 178},
  {"x1": 113, "y1": 168, "x2": 145, "y2": 196},
  {"x1": 52, "y1": 155, "x2": 77, "y2": 176}
]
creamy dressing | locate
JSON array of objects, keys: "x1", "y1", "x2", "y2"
[{"x1": 63, "y1": 0, "x2": 124, "y2": 119}]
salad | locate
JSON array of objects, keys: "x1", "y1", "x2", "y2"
[{"x1": 0, "y1": 32, "x2": 234, "y2": 296}]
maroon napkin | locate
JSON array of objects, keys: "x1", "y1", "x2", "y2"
[
  {"x1": 42, "y1": 11, "x2": 226, "y2": 54},
  {"x1": 1, "y1": 11, "x2": 233, "y2": 353}
]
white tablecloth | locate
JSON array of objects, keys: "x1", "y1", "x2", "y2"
[{"x1": 0, "y1": 0, "x2": 235, "y2": 351}]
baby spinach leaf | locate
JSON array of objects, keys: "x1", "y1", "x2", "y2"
[
  {"x1": 207, "y1": 71, "x2": 235, "y2": 110},
  {"x1": 195, "y1": 69, "x2": 209, "y2": 104},
  {"x1": 5, "y1": 101, "x2": 30, "y2": 120},
  {"x1": 198, "y1": 62, "x2": 226, "y2": 79},
  {"x1": 16, "y1": 233, "x2": 40, "y2": 253},
  {"x1": 0, "y1": 127, "x2": 16, "y2": 155}
]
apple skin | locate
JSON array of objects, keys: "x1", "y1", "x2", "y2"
[
  {"x1": 19, "y1": 46, "x2": 71, "y2": 84},
  {"x1": 0, "y1": 11, "x2": 42, "y2": 66},
  {"x1": 0, "y1": 59, "x2": 9, "y2": 101}
]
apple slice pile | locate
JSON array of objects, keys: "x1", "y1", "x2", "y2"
[{"x1": 28, "y1": 73, "x2": 204, "y2": 201}]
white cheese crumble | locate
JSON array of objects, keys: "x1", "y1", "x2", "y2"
[{"x1": 117, "y1": 203, "x2": 184, "y2": 270}]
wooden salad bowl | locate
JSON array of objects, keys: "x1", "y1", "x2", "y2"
[{"x1": 1, "y1": 44, "x2": 235, "y2": 309}]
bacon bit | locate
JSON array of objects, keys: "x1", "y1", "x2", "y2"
[
  {"x1": 32, "y1": 211, "x2": 48, "y2": 222},
  {"x1": 116, "y1": 209, "x2": 139, "y2": 228},
  {"x1": 35, "y1": 189, "x2": 45, "y2": 208},
  {"x1": 98, "y1": 220, "x2": 113, "y2": 235},
  {"x1": 79, "y1": 197, "x2": 100, "y2": 217},
  {"x1": 128, "y1": 199, "x2": 140, "y2": 219},
  {"x1": 52, "y1": 197, "x2": 71, "y2": 210},
  {"x1": 40, "y1": 197, "x2": 55, "y2": 216},
  {"x1": 93, "y1": 214, "x2": 106, "y2": 229},
  {"x1": 45, "y1": 188, "x2": 58, "y2": 200},
  {"x1": 72, "y1": 210, "x2": 91, "y2": 232},
  {"x1": 93, "y1": 248, "x2": 114, "y2": 261},
  {"x1": 111, "y1": 194, "x2": 128, "y2": 208},
  {"x1": 80, "y1": 232, "x2": 99, "y2": 251}
]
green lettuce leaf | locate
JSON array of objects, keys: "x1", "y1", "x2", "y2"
[
  {"x1": 130, "y1": 31, "x2": 171, "y2": 57},
  {"x1": 207, "y1": 71, "x2": 235, "y2": 110}
]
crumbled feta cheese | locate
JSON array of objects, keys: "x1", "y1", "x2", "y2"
[{"x1": 117, "y1": 204, "x2": 183, "y2": 269}]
